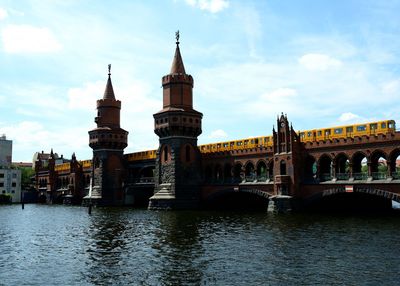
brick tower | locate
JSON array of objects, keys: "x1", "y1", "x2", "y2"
[
  {"x1": 87, "y1": 65, "x2": 128, "y2": 205},
  {"x1": 272, "y1": 114, "x2": 301, "y2": 196},
  {"x1": 149, "y1": 32, "x2": 203, "y2": 209}
]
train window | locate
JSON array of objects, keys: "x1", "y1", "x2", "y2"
[
  {"x1": 237, "y1": 142, "x2": 242, "y2": 146},
  {"x1": 317, "y1": 131, "x2": 322, "y2": 136},
  {"x1": 356, "y1": 125, "x2": 366, "y2": 131},
  {"x1": 389, "y1": 121, "x2": 395, "y2": 129},
  {"x1": 230, "y1": 142, "x2": 234, "y2": 147},
  {"x1": 255, "y1": 139, "x2": 259, "y2": 144},
  {"x1": 381, "y1": 122, "x2": 386, "y2": 129},
  {"x1": 334, "y1": 128, "x2": 343, "y2": 134},
  {"x1": 370, "y1": 123, "x2": 377, "y2": 129},
  {"x1": 325, "y1": 129, "x2": 331, "y2": 135},
  {"x1": 307, "y1": 132, "x2": 312, "y2": 137},
  {"x1": 244, "y1": 140, "x2": 248, "y2": 145},
  {"x1": 346, "y1": 126, "x2": 353, "y2": 133},
  {"x1": 217, "y1": 144, "x2": 221, "y2": 148},
  {"x1": 300, "y1": 132, "x2": 305, "y2": 138}
]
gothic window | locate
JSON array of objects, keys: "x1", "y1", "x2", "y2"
[
  {"x1": 280, "y1": 160, "x2": 287, "y2": 175},
  {"x1": 163, "y1": 145, "x2": 168, "y2": 162}
]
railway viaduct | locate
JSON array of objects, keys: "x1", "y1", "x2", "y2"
[{"x1": 34, "y1": 35, "x2": 400, "y2": 212}]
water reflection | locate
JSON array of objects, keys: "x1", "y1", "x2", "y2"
[{"x1": 152, "y1": 212, "x2": 206, "y2": 285}]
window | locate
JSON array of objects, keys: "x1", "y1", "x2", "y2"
[
  {"x1": 300, "y1": 133, "x2": 305, "y2": 138},
  {"x1": 11, "y1": 190, "x2": 15, "y2": 194},
  {"x1": 12, "y1": 173, "x2": 17, "y2": 178},
  {"x1": 317, "y1": 131, "x2": 322, "y2": 136},
  {"x1": 334, "y1": 128, "x2": 343, "y2": 134},
  {"x1": 370, "y1": 123, "x2": 377, "y2": 130},
  {"x1": 346, "y1": 126, "x2": 353, "y2": 133},
  {"x1": 185, "y1": 145, "x2": 191, "y2": 162},
  {"x1": 0, "y1": 174, "x2": 3, "y2": 178},
  {"x1": 389, "y1": 121, "x2": 395, "y2": 129},
  {"x1": 223, "y1": 143, "x2": 228, "y2": 147},
  {"x1": 325, "y1": 129, "x2": 331, "y2": 135},
  {"x1": 237, "y1": 142, "x2": 242, "y2": 146},
  {"x1": 2, "y1": 190, "x2": 4, "y2": 194},
  {"x1": 307, "y1": 132, "x2": 312, "y2": 137},
  {"x1": 163, "y1": 146, "x2": 168, "y2": 162},
  {"x1": 12, "y1": 182, "x2": 16, "y2": 187},
  {"x1": 381, "y1": 122, "x2": 386, "y2": 129},
  {"x1": 357, "y1": 125, "x2": 366, "y2": 131}
]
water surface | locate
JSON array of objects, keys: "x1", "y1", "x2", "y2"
[{"x1": 1, "y1": 205, "x2": 399, "y2": 285}]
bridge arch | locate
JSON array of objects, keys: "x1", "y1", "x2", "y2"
[
  {"x1": 204, "y1": 188, "x2": 270, "y2": 210},
  {"x1": 214, "y1": 164, "x2": 223, "y2": 182},
  {"x1": 318, "y1": 154, "x2": 333, "y2": 181},
  {"x1": 304, "y1": 155, "x2": 317, "y2": 182},
  {"x1": 245, "y1": 161, "x2": 255, "y2": 180},
  {"x1": 256, "y1": 160, "x2": 267, "y2": 181},
  {"x1": 223, "y1": 163, "x2": 232, "y2": 183},
  {"x1": 233, "y1": 162, "x2": 242, "y2": 182},
  {"x1": 389, "y1": 149, "x2": 400, "y2": 178},
  {"x1": 304, "y1": 187, "x2": 399, "y2": 212},
  {"x1": 351, "y1": 151, "x2": 368, "y2": 178},
  {"x1": 370, "y1": 149, "x2": 387, "y2": 176},
  {"x1": 204, "y1": 165, "x2": 212, "y2": 183},
  {"x1": 334, "y1": 153, "x2": 350, "y2": 180}
]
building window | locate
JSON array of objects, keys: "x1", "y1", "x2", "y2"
[
  {"x1": 0, "y1": 182, "x2": 3, "y2": 187},
  {"x1": 12, "y1": 173, "x2": 17, "y2": 178},
  {"x1": 2, "y1": 190, "x2": 4, "y2": 194},
  {"x1": 163, "y1": 145, "x2": 168, "y2": 162},
  {"x1": 12, "y1": 182, "x2": 16, "y2": 187},
  {"x1": 0, "y1": 174, "x2": 4, "y2": 178},
  {"x1": 11, "y1": 190, "x2": 15, "y2": 194}
]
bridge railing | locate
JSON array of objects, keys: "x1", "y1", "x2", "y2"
[
  {"x1": 353, "y1": 173, "x2": 368, "y2": 180},
  {"x1": 336, "y1": 173, "x2": 350, "y2": 180},
  {"x1": 371, "y1": 172, "x2": 387, "y2": 180},
  {"x1": 320, "y1": 173, "x2": 332, "y2": 182},
  {"x1": 392, "y1": 172, "x2": 400, "y2": 180}
]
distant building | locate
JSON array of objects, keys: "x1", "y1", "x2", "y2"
[
  {"x1": 0, "y1": 135, "x2": 21, "y2": 203},
  {"x1": 0, "y1": 135, "x2": 12, "y2": 168}
]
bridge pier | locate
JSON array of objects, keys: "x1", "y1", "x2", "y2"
[{"x1": 268, "y1": 195, "x2": 293, "y2": 213}]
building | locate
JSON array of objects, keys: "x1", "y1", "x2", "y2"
[{"x1": 0, "y1": 135, "x2": 21, "y2": 203}]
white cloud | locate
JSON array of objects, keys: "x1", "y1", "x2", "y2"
[
  {"x1": 298, "y1": 53, "x2": 342, "y2": 71},
  {"x1": 0, "y1": 7, "x2": 7, "y2": 20},
  {"x1": 260, "y1": 88, "x2": 297, "y2": 101},
  {"x1": 2, "y1": 24, "x2": 62, "y2": 53},
  {"x1": 185, "y1": 0, "x2": 229, "y2": 13},
  {"x1": 338, "y1": 112, "x2": 361, "y2": 123},
  {"x1": 208, "y1": 129, "x2": 228, "y2": 139},
  {"x1": 68, "y1": 81, "x2": 103, "y2": 111}
]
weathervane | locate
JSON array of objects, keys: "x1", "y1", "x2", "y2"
[
  {"x1": 175, "y1": 30, "x2": 180, "y2": 45},
  {"x1": 108, "y1": 64, "x2": 111, "y2": 76}
]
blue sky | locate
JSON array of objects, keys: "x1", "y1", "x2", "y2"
[{"x1": 1, "y1": 0, "x2": 399, "y2": 162}]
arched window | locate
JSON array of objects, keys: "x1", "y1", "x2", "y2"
[
  {"x1": 163, "y1": 145, "x2": 168, "y2": 162},
  {"x1": 186, "y1": 145, "x2": 191, "y2": 162},
  {"x1": 280, "y1": 160, "x2": 287, "y2": 175}
]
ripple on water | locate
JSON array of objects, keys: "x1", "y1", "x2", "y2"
[{"x1": 1, "y1": 206, "x2": 400, "y2": 285}]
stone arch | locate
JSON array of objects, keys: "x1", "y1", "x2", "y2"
[
  {"x1": 389, "y1": 149, "x2": 400, "y2": 178},
  {"x1": 204, "y1": 165, "x2": 212, "y2": 183},
  {"x1": 304, "y1": 187, "x2": 399, "y2": 212},
  {"x1": 256, "y1": 160, "x2": 267, "y2": 181},
  {"x1": 351, "y1": 151, "x2": 368, "y2": 179},
  {"x1": 318, "y1": 154, "x2": 333, "y2": 181},
  {"x1": 180, "y1": 143, "x2": 195, "y2": 163},
  {"x1": 203, "y1": 188, "x2": 270, "y2": 210},
  {"x1": 245, "y1": 161, "x2": 255, "y2": 180},
  {"x1": 304, "y1": 155, "x2": 317, "y2": 182},
  {"x1": 334, "y1": 153, "x2": 350, "y2": 180},
  {"x1": 233, "y1": 162, "x2": 242, "y2": 183},
  {"x1": 214, "y1": 164, "x2": 223, "y2": 182},
  {"x1": 370, "y1": 149, "x2": 388, "y2": 178},
  {"x1": 224, "y1": 163, "x2": 232, "y2": 183},
  {"x1": 139, "y1": 166, "x2": 154, "y2": 178}
]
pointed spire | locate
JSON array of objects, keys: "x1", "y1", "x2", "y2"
[
  {"x1": 170, "y1": 30, "x2": 186, "y2": 74},
  {"x1": 103, "y1": 64, "x2": 116, "y2": 100}
]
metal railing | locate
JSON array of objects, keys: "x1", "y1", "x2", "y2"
[
  {"x1": 371, "y1": 172, "x2": 387, "y2": 180},
  {"x1": 392, "y1": 172, "x2": 400, "y2": 180},
  {"x1": 353, "y1": 173, "x2": 368, "y2": 180},
  {"x1": 336, "y1": 173, "x2": 350, "y2": 180},
  {"x1": 320, "y1": 173, "x2": 332, "y2": 182}
]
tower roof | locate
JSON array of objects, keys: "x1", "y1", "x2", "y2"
[
  {"x1": 170, "y1": 31, "x2": 186, "y2": 74},
  {"x1": 103, "y1": 64, "x2": 116, "y2": 100}
]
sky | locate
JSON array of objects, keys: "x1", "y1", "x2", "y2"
[{"x1": 1, "y1": 0, "x2": 400, "y2": 162}]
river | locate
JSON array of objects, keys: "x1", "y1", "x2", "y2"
[{"x1": 1, "y1": 204, "x2": 400, "y2": 285}]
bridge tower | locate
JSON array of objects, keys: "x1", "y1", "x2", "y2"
[
  {"x1": 271, "y1": 114, "x2": 301, "y2": 211},
  {"x1": 87, "y1": 66, "x2": 128, "y2": 206},
  {"x1": 149, "y1": 32, "x2": 203, "y2": 210}
]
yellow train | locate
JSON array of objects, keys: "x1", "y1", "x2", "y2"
[{"x1": 119, "y1": 120, "x2": 398, "y2": 160}]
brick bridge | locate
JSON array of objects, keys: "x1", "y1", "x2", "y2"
[{"x1": 34, "y1": 36, "x2": 400, "y2": 211}]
